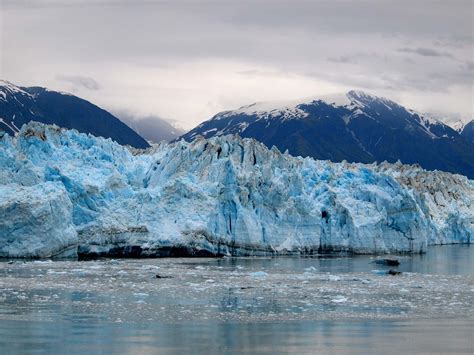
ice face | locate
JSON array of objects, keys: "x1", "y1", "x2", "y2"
[
  {"x1": 0, "y1": 122, "x2": 472, "y2": 258},
  {"x1": 0, "y1": 182, "x2": 77, "y2": 258}
]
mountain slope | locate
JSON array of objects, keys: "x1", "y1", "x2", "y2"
[
  {"x1": 181, "y1": 91, "x2": 474, "y2": 178},
  {"x1": 0, "y1": 80, "x2": 149, "y2": 148},
  {"x1": 460, "y1": 120, "x2": 474, "y2": 145}
]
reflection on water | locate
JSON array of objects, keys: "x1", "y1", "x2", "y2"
[
  {"x1": 0, "y1": 245, "x2": 472, "y2": 354},
  {"x1": 215, "y1": 244, "x2": 474, "y2": 276},
  {"x1": 1, "y1": 319, "x2": 472, "y2": 354}
]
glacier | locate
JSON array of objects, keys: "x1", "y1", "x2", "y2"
[{"x1": 0, "y1": 122, "x2": 472, "y2": 258}]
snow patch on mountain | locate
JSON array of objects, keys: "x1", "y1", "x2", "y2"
[
  {"x1": 203, "y1": 91, "x2": 462, "y2": 143},
  {"x1": 346, "y1": 90, "x2": 397, "y2": 110},
  {"x1": 211, "y1": 90, "x2": 414, "y2": 124},
  {"x1": 213, "y1": 90, "x2": 386, "y2": 122},
  {"x1": 0, "y1": 80, "x2": 33, "y2": 99},
  {"x1": 413, "y1": 114, "x2": 443, "y2": 139},
  {"x1": 218, "y1": 98, "x2": 311, "y2": 121},
  {"x1": 452, "y1": 120, "x2": 466, "y2": 132}
]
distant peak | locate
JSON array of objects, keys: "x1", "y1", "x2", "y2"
[
  {"x1": 0, "y1": 79, "x2": 15, "y2": 86},
  {"x1": 214, "y1": 90, "x2": 404, "y2": 122},
  {"x1": 0, "y1": 79, "x2": 20, "y2": 90},
  {"x1": 347, "y1": 90, "x2": 387, "y2": 103},
  {"x1": 347, "y1": 90, "x2": 375, "y2": 99},
  {"x1": 0, "y1": 79, "x2": 33, "y2": 97},
  {"x1": 316, "y1": 92, "x2": 352, "y2": 106},
  {"x1": 316, "y1": 90, "x2": 398, "y2": 109}
]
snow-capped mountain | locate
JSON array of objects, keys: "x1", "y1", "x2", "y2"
[
  {"x1": 0, "y1": 79, "x2": 149, "y2": 148},
  {"x1": 1, "y1": 122, "x2": 472, "y2": 258},
  {"x1": 181, "y1": 91, "x2": 474, "y2": 179}
]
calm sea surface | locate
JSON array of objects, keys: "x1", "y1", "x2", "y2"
[{"x1": 0, "y1": 245, "x2": 472, "y2": 354}]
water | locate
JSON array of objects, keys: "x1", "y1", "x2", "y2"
[{"x1": 0, "y1": 245, "x2": 473, "y2": 354}]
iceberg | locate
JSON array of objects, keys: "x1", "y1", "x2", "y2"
[{"x1": 0, "y1": 122, "x2": 472, "y2": 258}]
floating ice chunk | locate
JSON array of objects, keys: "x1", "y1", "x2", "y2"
[
  {"x1": 331, "y1": 295, "x2": 348, "y2": 303},
  {"x1": 88, "y1": 265, "x2": 103, "y2": 270},
  {"x1": 133, "y1": 292, "x2": 149, "y2": 297},
  {"x1": 141, "y1": 265, "x2": 160, "y2": 270},
  {"x1": 250, "y1": 271, "x2": 268, "y2": 278},
  {"x1": 71, "y1": 268, "x2": 86, "y2": 276}
]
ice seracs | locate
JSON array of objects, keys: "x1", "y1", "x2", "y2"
[{"x1": 0, "y1": 122, "x2": 472, "y2": 258}]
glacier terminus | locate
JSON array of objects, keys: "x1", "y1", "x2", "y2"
[{"x1": 0, "y1": 122, "x2": 472, "y2": 258}]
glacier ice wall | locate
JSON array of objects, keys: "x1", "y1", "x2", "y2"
[
  {"x1": 0, "y1": 182, "x2": 77, "y2": 258},
  {"x1": 0, "y1": 122, "x2": 472, "y2": 258}
]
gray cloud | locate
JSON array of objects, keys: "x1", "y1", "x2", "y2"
[
  {"x1": 398, "y1": 47, "x2": 454, "y2": 58},
  {"x1": 1, "y1": 0, "x2": 473, "y2": 127},
  {"x1": 56, "y1": 75, "x2": 100, "y2": 91},
  {"x1": 327, "y1": 56, "x2": 355, "y2": 64}
]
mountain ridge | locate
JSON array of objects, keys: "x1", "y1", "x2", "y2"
[
  {"x1": 180, "y1": 91, "x2": 474, "y2": 178},
  {"x1": 0, "y1": 79, "x2": 150, "y2": 148},
  {"x1": 460, "y1": 120, "x2": 474, "y2": 145}
]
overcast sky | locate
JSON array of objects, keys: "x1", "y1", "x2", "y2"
[{"x1": 1, "y1": 0, "x2": 473, "y2": 128}]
